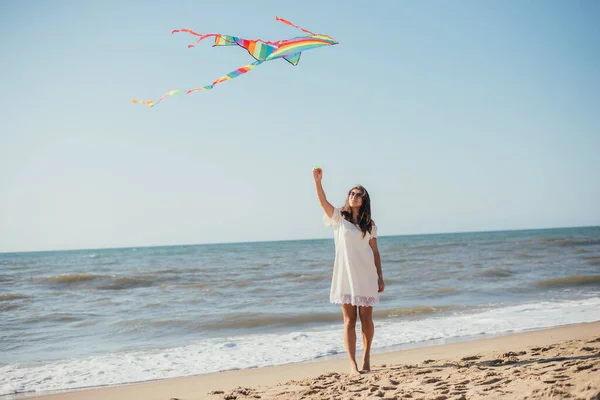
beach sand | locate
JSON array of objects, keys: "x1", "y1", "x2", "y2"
[{"x1": 29, "y1": 322, "x2": 600, "y2": 400}]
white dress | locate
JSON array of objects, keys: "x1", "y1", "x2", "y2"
[{"x1": 323, "y1": 207, "x2": 379, "y2": 307}]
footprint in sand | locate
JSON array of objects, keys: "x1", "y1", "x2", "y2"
[
  {"x1": 379, "y1": 379, "x2": 399, "y2": 391},
  {"x1": 219, "y1": 388, "x2": 255, "y2": 399},
  {"x1": 502, "y1": 351, "x2": 526, "y2": 357},
  {"x1": 461, "y1": 355, "x2": 481, "y2": 361},
  {"x1": 347, "y1": 384, "x2": 370, "y2": 393},
  {"x1": 415, "y1": 369, "x2": 435, "y2": 375},
  {"x1": 479, "y1": 377, "x2": 503, "y2": 386},
  {"x1": 530, "y1": 386, "x2": 571, "y2": 398}
]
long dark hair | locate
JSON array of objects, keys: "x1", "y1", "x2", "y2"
[{"x1": 341, "y1": 185, "x2": 372, "y2": 238}]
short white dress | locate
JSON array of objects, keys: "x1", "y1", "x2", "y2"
[{"x1": 323, "y1": 207, "x2": 379, "y2": 307}]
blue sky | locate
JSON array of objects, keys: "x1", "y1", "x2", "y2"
[{"x1": 1, "y1": 0, "x2": 599, "y2": 252}]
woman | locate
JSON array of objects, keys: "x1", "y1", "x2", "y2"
[{"x1": 313, "y1": 167, "x2": 385, "y2": 375}]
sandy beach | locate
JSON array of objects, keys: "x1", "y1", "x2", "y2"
[{"x1": 24, "y1": 321, "x2": 600, "y2": 400}]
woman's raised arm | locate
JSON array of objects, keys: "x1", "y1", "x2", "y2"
[{"x1": 313, "y1": 168, "x2": 334, "y2": 218}]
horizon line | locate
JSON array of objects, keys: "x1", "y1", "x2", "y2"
[{"x1": 1, "y1": 224, "x2": 598, "y2": 255}]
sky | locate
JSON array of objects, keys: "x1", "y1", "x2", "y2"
[{"x1": 1, "y1": 0, "x2": 599, "y2": 253}]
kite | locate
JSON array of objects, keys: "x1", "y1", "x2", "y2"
[{"x1": 132, "y1": 16, "x2": 338, "y2": 107}]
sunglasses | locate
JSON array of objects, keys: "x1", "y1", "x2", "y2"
[{"x1": 349, "y1": 191, "x2": 364, "y2": 199}]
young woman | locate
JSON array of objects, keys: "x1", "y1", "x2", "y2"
[{"x1": 313, "y1": 167, "x2": 385, "y2": 375}]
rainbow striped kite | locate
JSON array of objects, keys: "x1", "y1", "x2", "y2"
[{"x1": 132, "y1": 16, "x2": 338, "y2": 107}]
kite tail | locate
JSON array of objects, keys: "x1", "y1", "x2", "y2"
[
  {"x1": 172, "y1": 29, "x2": 284, "y2": 48},
  {"x1": 275, "y1": 16, "x2": 315, "y2": 35},
  {"x1": 132, "y1": 60, "x2": 263, "y2": 107},
  {"x1": 173, "y1": 16, "x2": 319, "y2": 49},
  {"x1": 171, "y1": 29, "x2": 222, "y2": 48},
  {"x1": 132, "y1": 89, "x2": 184, "y2": 108},
  {"x1": 186, "y1": 60, "x2": 263, "y2": 94}
]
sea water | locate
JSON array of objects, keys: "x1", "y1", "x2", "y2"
[{"x1": 1, "y1": 226, "x2": 599, "y2": 397}]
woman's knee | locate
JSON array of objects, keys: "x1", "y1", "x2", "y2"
[
  {"x1": 343, "y1": 314, "x2": 357, "y2": 328},
  {"x1": 358, "y1": 307, "x2": 373, "y2": 322},
  {"x1": 344, "y1": 319, "x2": 357, "y2": 329},
  {"x1": 342, "y1": 304, "x2": 357, "y2": 325}
]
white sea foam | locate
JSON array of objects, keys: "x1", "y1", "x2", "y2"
[{"x1": 2, "y1": 297, "x2": 599, "y2": 397}]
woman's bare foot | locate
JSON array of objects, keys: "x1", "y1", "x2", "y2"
[
  {"x1": 349, "y1": 361, "x2": 361, "y2": 376},
  {"x1": 361, "y1": 356, "x2": 370, "y2": 372}
]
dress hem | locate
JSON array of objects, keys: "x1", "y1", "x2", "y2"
[{"x1": 330, "y1": 294, "x2": 379, "y2": 307}]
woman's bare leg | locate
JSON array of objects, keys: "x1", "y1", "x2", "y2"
[
  {"x1": 358, "y1": 306, "x2": 374, "y2": 371},
  {"x1": 341, "y1": 304, "x2": 360, "y2": 375}
]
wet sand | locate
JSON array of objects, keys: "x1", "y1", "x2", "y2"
[{"x1": 29, "y1": 322, "x2": 600, "y2": 400}]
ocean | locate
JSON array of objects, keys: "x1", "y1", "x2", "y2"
[{"x1": 1, "y1": 226, "x2": 600, "y2": 398}]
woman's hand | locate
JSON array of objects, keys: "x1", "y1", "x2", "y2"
[
  {"x1": 313, "y1": 167, "x2": 322, "y2": 183},
  {"x1": 313, "y1": 167, "x2": 334, "y2": 218},
  {"x1": 378, "y1": 276, "x2": 385, "y2": 293}
]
